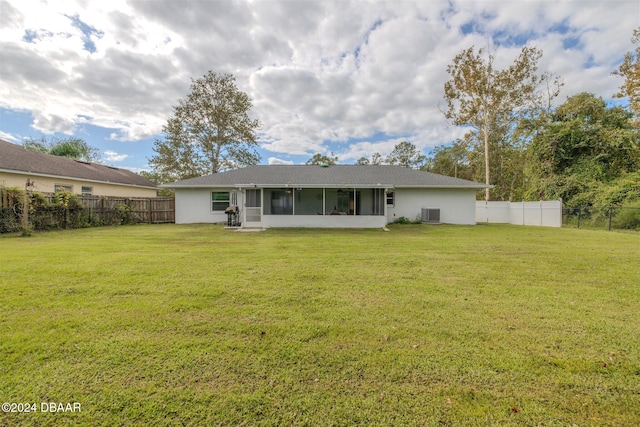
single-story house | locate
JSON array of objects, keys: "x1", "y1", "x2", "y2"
[
  {"x1": 0, "y1": 139, "x2": 157, "y2": 197},
  {"x1": 163, "y1": 165, "x2": 488, "y2": 228}
]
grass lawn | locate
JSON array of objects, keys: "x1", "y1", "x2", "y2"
[{"x1": 1, "y1": 224, "x2": 639, "y2": 426}]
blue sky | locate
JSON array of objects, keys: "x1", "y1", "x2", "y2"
[{"x1": 0, "y1": 0, "x2": 637, "y2": 173}]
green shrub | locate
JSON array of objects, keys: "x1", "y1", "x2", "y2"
[
  {"x1": 612, "y1": 201, "x2": 640, "y2": 230},
  {"x1": 20, "y1": 225, "x2": 33, "y2": 237},
  {"x1": 115, "y1": 202, "x2": 139, "y2": 225},
  {"x1": 392, "y1": 216, "x2": 422, "y2": 224},
  {"x1": 0, "y1": 207, "x2": 20, "y2": 233}
]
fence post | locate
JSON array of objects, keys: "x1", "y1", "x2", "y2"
[
  {"x1": 577, "y1": 208, "x2": 581, "y2": 229},
  {"x1": 608, "y1": 206, "x2": 613, "y2": 231},
  {"x1": 148, "y1": 199, "x2": 153, "y2": 224},
  {"x1": 539, "y1": 201, "x2": 543, "y2": 227},
  {"x1": 21, "y1": 188, "x2": 29, "y2": 229},
  {"x1": 558, "y1": 198, "x2": 563, "y2": 228}
]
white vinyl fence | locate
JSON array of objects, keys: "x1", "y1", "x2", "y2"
[{"x1": 476, "y1": 200, "x2": 562, "y2": 227}]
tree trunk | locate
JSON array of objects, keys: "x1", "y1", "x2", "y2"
[{"x1": 484, "y1": 126, "x2": 491, "y2": 201}]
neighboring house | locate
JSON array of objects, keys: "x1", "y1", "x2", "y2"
[
  {"x1": 0, "y1": 139, "x2": 157, "y2": 197},
  {"x1": 163, "y1": 165, "x2": 488, "y2": 228}
]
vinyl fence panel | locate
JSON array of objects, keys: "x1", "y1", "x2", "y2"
[{"x1": 476, "y1": 200, "x2": 562, "y2": 227}]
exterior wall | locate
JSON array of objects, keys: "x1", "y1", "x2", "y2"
[
  {"x1": 176, "y1": 186, "x2": 479, "y2": 227},
  {"x1": 387, "y1": 188, "x2": 478, "y2": 225},
  {"x1": 0, "y1": 171, "x2": 157, "y2": 198},
  {"x1": 476, "y1": 200, "x2": 562, "y2": 227},
  {"x1": 263, "y1": 215, "x2": 386, "y2": 228},
  {"x1": 175, "y1": 187, "x2": 241, "y2": 224}
]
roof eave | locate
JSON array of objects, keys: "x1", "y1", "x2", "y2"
[
  {"x1": 163, "y1": 183, "x2": 490, "y2": 189},
  {"x1": 395, "y1": 184, "x2": 492, "y2": 189},
  {"x1": 162, "y1": 184, "x2": 395, "y2": 188},
  {"x1": 0, "y1": 168, "x2": 157, "y2": 189}
]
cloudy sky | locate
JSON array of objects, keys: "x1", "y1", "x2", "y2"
[{"x1": 0, "y1": 0, "x2": 638, "y2": 171}]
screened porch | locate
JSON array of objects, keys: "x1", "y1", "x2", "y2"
[{"x1": 260, "y1": 187, "x2": 386, "y2": 216}]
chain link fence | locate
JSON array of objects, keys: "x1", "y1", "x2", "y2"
[{"x1": 562, "y1": 206, "x2": 640, "y2": 231}]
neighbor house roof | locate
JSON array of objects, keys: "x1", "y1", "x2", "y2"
[
  {"x1": 0, "y1": 139, "x2": 156, "y2": 189},
  {"x1": 163, "y1": 165, "x2": 488, "y2": 189}
]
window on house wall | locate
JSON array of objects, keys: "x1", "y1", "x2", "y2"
[
  {"x1": 386, "y1": 191, "x2": 395, "y2": 206},
  {"x1": 211, "y1": 191, "x2": 230, "y2": 211},
  {"x1": 81, "y1": 186, "x2": 93, "y2": 195},
  {"x1": 55, "y1": 184, "x2": 73, "y2": 193},
  {"x1": 263, "y1": 189, "x2": 293, "y2": 215}
]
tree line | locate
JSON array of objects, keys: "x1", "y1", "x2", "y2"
[
  {"x1": 21, "y1": 28, "x2": 639, "y2": 209},
  {"x1": 309, "y1": 28, "x2": 640, "y2": 208}
]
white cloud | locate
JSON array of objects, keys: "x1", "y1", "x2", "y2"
[
  {"x1": 268, "y1": 157, "x2": 295, "y2": 165},
  {"x1": 0, "y1": 0, "x2": 638, "y2": 168},
  {"x1": 0, "y1": 130, "x2": 19, "y2": 142},
  {"x1": 103, "y1": 150, "x2": 128, "y2": 162}
]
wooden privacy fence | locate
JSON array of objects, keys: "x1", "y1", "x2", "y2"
[
  {"x1": 1, "y1": 189, "x2": 174, "y2": 233},
  {"x1": 78, "y1": 195, "x2": 175, "y2": 224}
]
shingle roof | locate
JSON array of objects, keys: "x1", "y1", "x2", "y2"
[
  {"x1": 0, "y1": 139, "x2": 156, "y2": 188},
  {"x1": 164, "y1": 165, "x2": 488, "y2": 189}
]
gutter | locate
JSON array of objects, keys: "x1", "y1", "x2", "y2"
[
  {"x1": 0, "y1": 168, "x2": 157, "y2": 190},
  {"x1": 161, "y1": 184, "x2": 490, "y2": 190}
]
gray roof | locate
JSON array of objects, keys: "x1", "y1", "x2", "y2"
[
  {"x1": 0, "y1": 139, "x2": 156, "y2": 188},
  {"x1": 164, "y1": 165, "x2": 488, "y2": 189}
]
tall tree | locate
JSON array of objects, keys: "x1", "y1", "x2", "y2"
[
  {"x1": 23, "y1": 136, "x2": 100, "y2": 162},
  {"x1": 356, "y1": 152, "x2": 384, "y2": 165},
  {"x1": 306, "y1": 152, "x2": 338, "y2": 165},
  {"x1": 525, "y1": 93, "x2": 640, "y2": 205},
  {"x1": 370, "y1": 152, "x2": 384, "y2": 165},
  {"x1": 386, "y1": 141, "x2": 426, "y2": 169},
  {"x1": 443, "y1": 45, "x2": 553, "y2": 200},
  {"x1": 613, "y1": 27, "x2": 640, "y2": 125},
  {"x1": 424, "y1": 141, "x2": 473, "y2": 180},
  {"x1": 150, "y1": 71, "x2": 261, "y2": 182}
]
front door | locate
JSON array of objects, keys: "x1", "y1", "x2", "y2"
[{"x1": 244, "y1": 189, "x2": 262, "y2": 228}]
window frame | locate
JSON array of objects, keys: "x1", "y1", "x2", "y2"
[
  {"x1": 211, "y1": 191, "x2": 231, "y2": 211},
  {"x1": 55, "y1": 184, "x2": 73, "y2": 193},
  {"x1": 386, "y1": 191, "x2": 395, "y2": 206}
]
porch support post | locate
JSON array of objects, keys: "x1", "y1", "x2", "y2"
[
  {"x1": 384, "y1": 188, "x2": 390, "y2": 222},
  {"x1": 239, "y1": 187, "x2": 245, "y2": 228},
  {"x1": 322, "y1": 188, "x2": 326, "y2": 215},
  {"x1": 353, "y1": 188, "x2": 356, "y2": 215}
]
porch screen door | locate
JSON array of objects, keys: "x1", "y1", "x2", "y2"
[{"x1": 245, "y1": 189, "x2": 262, "y2": 226}]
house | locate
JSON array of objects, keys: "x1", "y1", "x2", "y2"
[
  {"x1": 0, "y1": 139, "x2": 157, "y2": 197},
  {"x1": 163, "y1": 165, "x2": 488, "y2": 228}
]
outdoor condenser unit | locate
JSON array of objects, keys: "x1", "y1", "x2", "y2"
[{"x1": 421, "y1": 208, "x2": 440, "y2": 223}]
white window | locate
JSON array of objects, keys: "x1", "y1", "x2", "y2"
[
  {"x1": 55, "y1": 184, "x2": 73, "y2": 193},
  {"x1": 212, "y1": 191, "x2": 230, "y2": 211},
  {"x1": 386, "y1": 191, "x2": 395, "y2": 206},
  {"x1": 81, "y1": 186, "x2": 93, "y2": 195}
]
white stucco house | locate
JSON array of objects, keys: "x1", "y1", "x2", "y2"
[{"x1": 163, "y1": 165, "x2": 488, "y2": 228}]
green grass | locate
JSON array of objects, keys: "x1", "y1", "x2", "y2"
[{"x1": 1, "y1": 224, "x2": 639, "y2": 426}]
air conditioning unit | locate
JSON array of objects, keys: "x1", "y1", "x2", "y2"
[{"x1": 421, "y1": 208, "x2": 440, "y2": 223}]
